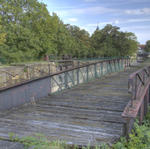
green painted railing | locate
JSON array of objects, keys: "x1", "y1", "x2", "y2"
[
  {"x1": 50, "y1": 57, "x2": 130, "y2": 93},
  {"x1": 74, "y1": 56, "x2": 130, "y2": 61}
]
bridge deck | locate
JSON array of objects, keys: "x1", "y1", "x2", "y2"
[{"x1": 0, "y1": 64, "x2": 146, "y2": 146}]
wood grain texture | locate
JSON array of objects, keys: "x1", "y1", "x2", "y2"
[{"x1": 0, "y1": 62, "x2": 147, "y2": 146}]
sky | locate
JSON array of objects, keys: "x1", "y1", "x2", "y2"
[{"x1": 39, "y1": 0, "x2": 150, "y2": 44}]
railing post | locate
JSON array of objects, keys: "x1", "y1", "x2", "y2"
[
  {"x1": 139, "y1": 102, "x2": 144, "y2": 124},
  {"x1": 124, "y1": 118, "x2": 130, "y2": 139},
  {"x1": 77, "y1": 70, "x2": 79, "y2": 85},
  {"x1": 50, "y1": 76, "x2": 52, "y2": 93},
  {"x1": 111, "y1": 60, "x2": 113, "y2": 72},
  {"x1": 94, "y1": 63, "x2": 97, "y2": 78},
  {"x1": 125, "y1": 58, "x2": 127, "y2": 69},
  {"x1": 127, "y1": 58, "x2": 129, "y2": 67},
  {"x1": 120, "y1": 59, "x2": 122, "y2": 70},
  {"x1": 121, "y1": 58, "x2": 123, "y2": 70},
  {"x1": 98, "y1": 63, "x2": 101, "y2": 77},
  {"x1": 143, "y1": 71, "x2": 145, "y2": 84},
  {"x1": 109, "y1": 61, "x2": 112, "y2": 73},
  {"x1": 72, "y1": 70, "x2": 75, "y2": 86},
  {"x1": 112, "y1": 60, "x2": 115, "y2": 72},
  {"x1": 145, "y1": 89, "x2": 149, "y2": 114},
  {"x1": 129, "y1": 58, "x2": 131, "y2": 67},
  {"x1": 144, "y1": 94, "x2": 148, "y2": 115},
  {"x1": 117, "y1": 59, "x2": 120, "y2": 71},
  {"x1": 64, "y1": 72, "x2": 68, "y2": 89},
  {"x1": 48, "y1": 63, "x2": 51, "y2": 75},
  {"x1": 107, "y1": 62, "x2": 109, "y2": 74},
  {"x1": 86, "y1": 65, "x2": 89, "y2": 82},
  {"x1": 114, "y1": 60, "x2": 117, "y2": 72},
  {"x1": 109, "y1": 61, "x2": 111, "y2": 73},
  {"x1": 134, "y1": 75, "x2": 137, "y2": 101},
  {"x1": 77, "y1": 69, "x2": 79, "y2": 85},
  {"x1": 123, "y1": 58, "x2": 124, "y2": 70},
  {"x1": 101, "y1": 62, "x2": 103, "y2": 76},
  {"x1": 119, "y1": 59, "x2": 121, "y2": 70}
]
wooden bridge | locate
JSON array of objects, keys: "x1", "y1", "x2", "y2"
[{"x1": 0, "y1": 58, "x2": 150, "y2": 146}]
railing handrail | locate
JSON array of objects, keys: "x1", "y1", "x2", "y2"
[
  {"x1": 129, "y1": 66, "x2": 150, "y2": 80},
  {"x1": 123, "y1": 65, "x2": 150, "y2": 119},
  {"x1": 36, "y1": 57, "x2": 129, "y2": 77},
  {"x1": 128, "y1": 66, "x2": 150, "y2": 102},
  {"x1": 0, "y1": 57, "x2": 130, "y2": 92}
]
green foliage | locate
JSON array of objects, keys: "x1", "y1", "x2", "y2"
[
  {"x1": 113, "y1": 142, "x2": 127, "y2": 149},
  {"x1": 145, "y1": 40, "x2": 150, "y2": 52},
  {"x1": 66, "y1": 25, "x2": 92, "y2": 58},
  {"x1": 126, "y1": 122, "x2": 148, "y2": 149},
  {"x1": 91, "y1": 24, "x2": 138, "y2": 57},
  {"x1": 9, "y1": 133, "x2": 67, "y2": 149},
  {"x1": 8, "y1": 132, "x2": 110, "y2": 149},
  {"x1": 0, "y1": 16, "x2": 6, "y2": 45},
  {"x1": 0, "y1": 0, "x2": 60, "y2": 63},
  {"x1": 112, "y1": 108, "x2": 150, "y2": 149},
  {"x1": 0, "y1": 0, "x2": 138, "y2": 64}
]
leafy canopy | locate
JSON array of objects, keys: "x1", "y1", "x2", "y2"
[{"x1": 0, "y1": 0, "x2": 138, "y2": 63}]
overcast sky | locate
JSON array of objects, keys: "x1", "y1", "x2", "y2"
[{"x1": 39, "y1": 0, "x2": 150, "y2": 44}]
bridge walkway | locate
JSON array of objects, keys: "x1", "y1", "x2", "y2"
[{"x1": 0, "y1": 61, "x2": 148, "y2": 146}]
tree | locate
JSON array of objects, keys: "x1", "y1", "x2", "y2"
[
  {"x1": 66, "y1": 25, "x2": 91, "y2": 58},
  {"x1": 0, "y1": 0, "x2": 59, "y2": 63},
  {"x1": 145, "y1": 40, "x2": 150, "y2": 52},
  {"x1": 0, "y1": 0, "x2": 139, "y2": 63},
  {"x1": 91, "y1": 24, "x2": 138, "y2": 57},
  {"x1": 0, "y1": 16, "x2": 6, "y2": 45}
]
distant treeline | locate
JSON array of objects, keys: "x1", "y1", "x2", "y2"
[{"x1": 0, "y1": 0, "x2": 138, "y2": 63}]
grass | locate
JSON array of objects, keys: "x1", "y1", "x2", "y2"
[{"x1": 8, "y1": 133, "x2": 109, "y2": 149}]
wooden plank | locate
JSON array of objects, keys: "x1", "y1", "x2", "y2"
[{"x1": 0, "y1": 62, "x2": 147, "y2": 146}]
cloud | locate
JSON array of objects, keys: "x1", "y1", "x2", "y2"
[
  {"x1": 72, "y1": 6, "x2": 116, "y2": 15},
  {"x1": 125, "y1": 8, "x2": 150, "y2": 15},
  {"x1": 127, "y1": 18, "x2": 150, "y2": 23},
  {"x1": 51, "y1": 6, "x2": 150, "y2": 18},
  {"x1": 97, "y1": 18, "x2": 150, "y2": 26},
  {"x1": 54, "y1": 6, "x2": 117, "y2": 17},
  {"x1": 108, "y1": 18, "x2": 150, "y2": 25},
  {"x1": 80, "y1": 20, "x2": 120, "y2": 35},
  {"x1": 87, "y1": 20, "x2": 119, "y2": 27},
  {"x1": 68, "y1": 18, "x2": 78, "y2": 22},
  {"x1": 114, "y1": 20, "x2": 119, "y2": 24},
  {"x1": 121, "y1": 25, "x2": 150, "y2": 33},
  {"x1": 134, "y1": 32, "x2": 150, "y2": 44},
  {"x1": 85, "y1": 18, "x2": 150, "y2": 29}
]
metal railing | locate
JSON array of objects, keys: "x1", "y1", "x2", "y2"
[
  {"x1": 122, "y1": 66, "x2": 150, "y2": 136},
  {"x1": 128, "y1": 66, "x2": 150, "y2": 107},
  {"x1": 0, "y1": 58, "x2": 130, "y2": 91},
  {"x1": 50, "y1": 58, "x2": 130, "y2": 93},
  {"x1": 0, "y1": 61, "x2": 72, "y2": 89}
]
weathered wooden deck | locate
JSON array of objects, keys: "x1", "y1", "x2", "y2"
[{"x1": 0, "y1": 62, "x2": 147, "y2": 146}]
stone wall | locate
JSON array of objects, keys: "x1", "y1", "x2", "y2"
[{"x1": 0, "y1": 62, "x2": 57, "y2": 88}]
